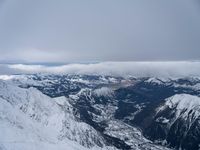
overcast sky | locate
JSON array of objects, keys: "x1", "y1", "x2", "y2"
[{"x1": 0, "y1": 0, "x2": 200, "y2": 63}]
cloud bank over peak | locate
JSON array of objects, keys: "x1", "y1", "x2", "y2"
[{"x1": 0, "y1": 61, "x2": 199, "y2": 77}]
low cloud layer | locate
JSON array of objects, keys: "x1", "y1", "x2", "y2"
[{"x1": 0, "y1": 61, "x2": 200, "y2": 77}]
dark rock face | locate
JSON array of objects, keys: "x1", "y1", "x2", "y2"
[
  {"x1": 182, "y1": 119, "x2": 200, "y2": 150},
  {"x1": 14, "y1": 74, "x2": 200, "y2": 150},
  {"x1": 141, "y1": 93, "x2": 200, "y2": 150}
]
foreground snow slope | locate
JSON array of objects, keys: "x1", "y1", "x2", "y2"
[{"x1": 0, "y1": 80, "x2": 115, "y2": 150}]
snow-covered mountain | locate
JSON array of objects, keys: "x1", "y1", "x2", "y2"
[
  {"x1": 1, "y1": 74, "x2": 200, "y2": 150},
  {"x1": 145, "y1": 94, "x2": 200, "y2": 150},
  {"x1": 0, "y1": 80, "x2": 115, "y2": 150}
]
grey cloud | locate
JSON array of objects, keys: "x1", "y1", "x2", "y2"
[
  {"x1": 0, "y1": 0, "x2": 200, "y2": 62},
  {"x1": 1, "y1": 61, "x2": 200, "y2": 77}
]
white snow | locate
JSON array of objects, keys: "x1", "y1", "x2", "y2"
[
  {"x1": 0, "y1": 75, "x2": 15, "y2": 80},
  {"x1": 94, "y1": 87, "x2": 114, "y2": 97},
  {"x1": 145, "y1": 77, "x2": 171, "y2": 85},
  {"x1": 166, "y1": 94, "x2": 200, "y2": 111},
  {"x1": 0, "y1": 80, "x2": 114, "y2": 150},
  {"x1": 156, "y1": 117, "x2": 170, "y2": 124},
  {"x1": 0, "y1": 74, "x2": 179, "y2": 150},
  {"x1": 104, "y1": 120, "x2": 170, "y2": 150},
  {"x1": 159, "y1": 94, "x2": 200, "y2": 119}
]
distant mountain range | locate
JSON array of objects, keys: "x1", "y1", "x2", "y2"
[{"x1": 0, "y1": 74, "x2": 200, "y2": 150}]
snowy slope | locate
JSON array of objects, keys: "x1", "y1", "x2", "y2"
[
  {"x1": 0, "y1": 80, "x2": 115, "y2": 150},
  {"x1": 3, "y1": 74, "x2": 200, "y2": 149},
  {"x1": 158, "y1": 94, "x2": 200, "y2": 119},
  {"x1": 145, "y1": 94, "x2": 200, "y2": 149}
]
